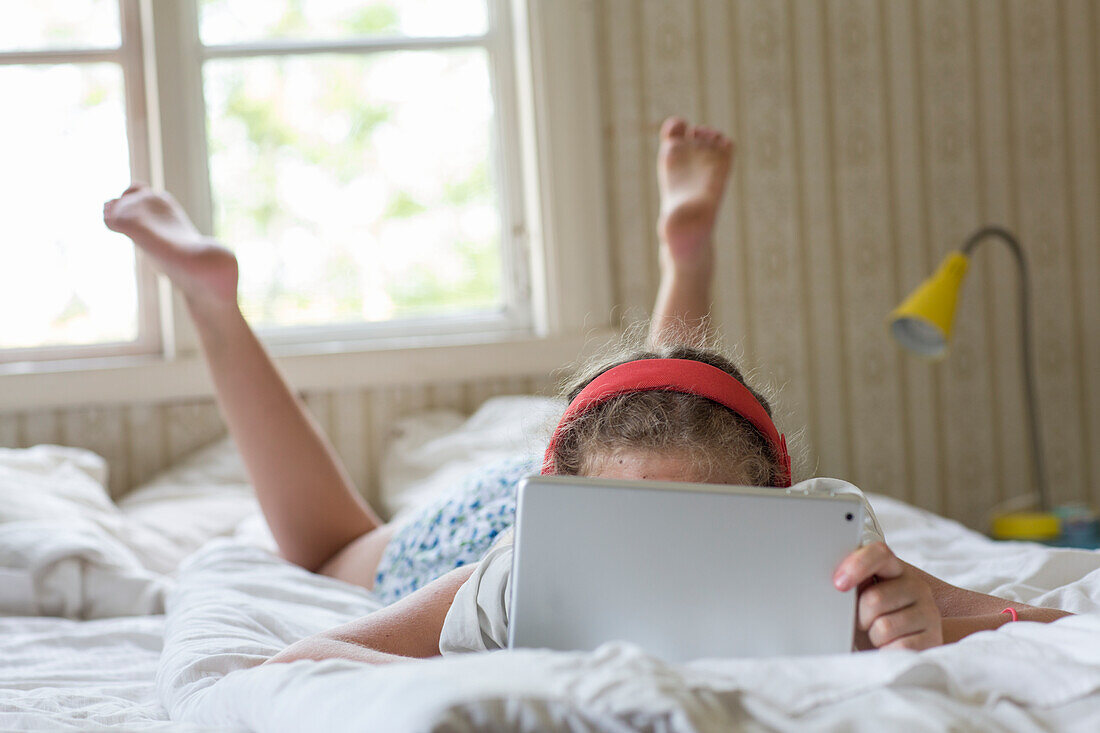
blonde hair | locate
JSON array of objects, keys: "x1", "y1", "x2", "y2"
[{"x1": 548, "y1": 339, "x2": 789, "y2": 486}]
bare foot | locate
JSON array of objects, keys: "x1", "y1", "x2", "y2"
[
  {"x1": 104, "y1": 183, "x2": 238, "y2": 310},
  {"x1": 656, "y1": 117, "x2": 734, "y2": 274}
]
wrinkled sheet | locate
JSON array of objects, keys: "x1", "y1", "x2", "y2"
[
  {"x1": 0, "y1": 442, "x2": 257, "y2": 731},
  {"x1": 0, "y1": 442, "x2": 258, "y2": 618},
  {"x1": 158, "y1": 496, "x2": 1100, "y2": 732},
  {"x1": 0, "y1": 612, "x2": 241, "y2": 732}
]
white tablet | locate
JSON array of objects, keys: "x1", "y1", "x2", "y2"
[{"x1": 508, "y1": 475, "x2": 864, "y2": 661}]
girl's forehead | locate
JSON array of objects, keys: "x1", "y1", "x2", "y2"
[{"x1": 585, "y1": 450, "x2": 743, "y2": 485}]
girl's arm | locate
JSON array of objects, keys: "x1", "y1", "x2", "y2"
[
  {"x1": 907, "y1": 562, "x2": 1072, "y2": 642},
  {"x1": 939, "y1": 609, "x2": 1069, "y2": 644},
  {"x1": 266, "y1": 565, "x2": 475, "y2": 665}
]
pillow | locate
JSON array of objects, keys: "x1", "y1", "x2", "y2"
[
  {"x1": 118, "y1": 438, "x2": 259, "y2": 574},
  {"x1": 0, "y1": 445, "x2": 168, "y2": 617},
  {"x1": 380, "y1": 395, "x2": 561, "y2": 521},
  {"x1": 0, "y1": 444, "x2": 119, "y2": 525}
]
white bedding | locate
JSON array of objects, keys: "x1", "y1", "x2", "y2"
[
  {"x1": 3, "y1": 396, "x2": 1100, "y2": 732},
  {"x1": 0, "y1": 440, "x2": 257, "y2": 731},
  {"x1": 154, "y1": 499, "x2": 1100, "y2": 733},
  {"x1": 0, "y1": 615, "x2": 187, "y2": 732}
]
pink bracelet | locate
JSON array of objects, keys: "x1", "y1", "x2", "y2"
[{"x1": 1000, "y1": 607, "x2": 1018, "y2": 622}]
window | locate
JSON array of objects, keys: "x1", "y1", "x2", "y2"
[
  {"x1": 196, "y1": 0, "x2": 530, "y2": 341},
  {"x1": 0, "y1": 0, "x2": 159, "y2": 360},
  {"x1": 1, "y1": 0, "x2": 532, "y2": 363}
]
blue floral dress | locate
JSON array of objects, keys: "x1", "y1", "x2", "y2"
[{"x1": 372, "y1": 454, "x2": 538, "y2": 605}]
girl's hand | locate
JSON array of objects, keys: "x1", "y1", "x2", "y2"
[{"x1": 833, "y1": 542, "x2": 943, "y2": 651}]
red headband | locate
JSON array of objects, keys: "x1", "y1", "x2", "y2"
[{"x1": 541, "y1": 358, "x2": 791, "y2": 487}]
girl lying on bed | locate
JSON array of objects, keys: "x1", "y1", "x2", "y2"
[{"x1": 103, "y1": 117, "x2": 1070, "y2": 664}]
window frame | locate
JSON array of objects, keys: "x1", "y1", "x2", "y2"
[
  {"x1": 0, "y1": 0, "x2": 614, "y2": 410},
  {"x1": 0, "y1": 0, "x2": 163, "y2": 364}
]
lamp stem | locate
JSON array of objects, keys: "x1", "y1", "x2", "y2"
[{"x1": 960, "y1": 226, "x2": 1049, "y2": 511}]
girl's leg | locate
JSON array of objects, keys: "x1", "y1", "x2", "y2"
[
  {"x1": 104, "y1": 184, "x2": 390, "y2": 583},
  {"x1": 648, "y1": 117, "x2": 734, "y2": 348}
]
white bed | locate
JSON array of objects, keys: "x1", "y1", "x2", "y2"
[{"x1": 2, "y1": 397, "x2": 1099, "y2": 732}]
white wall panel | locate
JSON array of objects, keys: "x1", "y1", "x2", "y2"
[
  {"x1": 882, "y1": 0, "x2": 941, "y2": 509},
  {"x1": 1007, "y1": 0, "x2": 1089, "y2": 506},
  {"x1": 916, "y1": 0, "x2": 999, "y2": 526}
]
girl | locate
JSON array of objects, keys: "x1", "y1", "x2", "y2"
[{"x1": 103, "y1": 118, "x2": 1069, "y2": 664}]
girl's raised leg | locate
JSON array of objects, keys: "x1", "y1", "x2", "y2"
[
  {"x1": 649, "y1": 117, "x2": 734, "y2": 348},
  {"x1": 104, "y1": 184, "x2": 391, "y2": 584}
]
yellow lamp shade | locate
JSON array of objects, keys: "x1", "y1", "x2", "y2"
[{"x1": 889, "y1": 251, "x2": 970, "y2": 358}]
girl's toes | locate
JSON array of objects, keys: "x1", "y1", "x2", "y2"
[{"x1": 661, "y1": 117, "x2": 689, "y2": 140}]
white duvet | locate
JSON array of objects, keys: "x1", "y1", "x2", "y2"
[
  {"x1": 155, "y1": 501, "x2": 1100, "y2": 733},
  {"x1": 3, "y1": 397, "x2": 1100, "y2": 732}
]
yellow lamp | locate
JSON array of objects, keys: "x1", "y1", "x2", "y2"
[
  {"x1": 889, "y1": 252, "x2": 969, "y2": 358},
  {"x1": 889, "y1": 226, "x2": 1059, "y2": 541}
]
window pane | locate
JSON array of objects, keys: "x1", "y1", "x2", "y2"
[
  {"x1": 204, "y1": 50, "x2": 503, "y2": 329},
  {"x1": 199, "y1": 0, "x2": 488, "y2": 45},
  {"x1": 0, "y1": 63, "x2": 137, "y2": 350},
  {"x1": 0, "y1": 0, "x2": 120, "y2": 52}
]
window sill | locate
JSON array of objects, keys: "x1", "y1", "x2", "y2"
[{"x1": 0, "y1": 328, "x2": 614, "y2": 411}]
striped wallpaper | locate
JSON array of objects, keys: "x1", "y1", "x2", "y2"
[{"x1": 597, "y1": 0, "x2": 1099, "y2": 527}]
